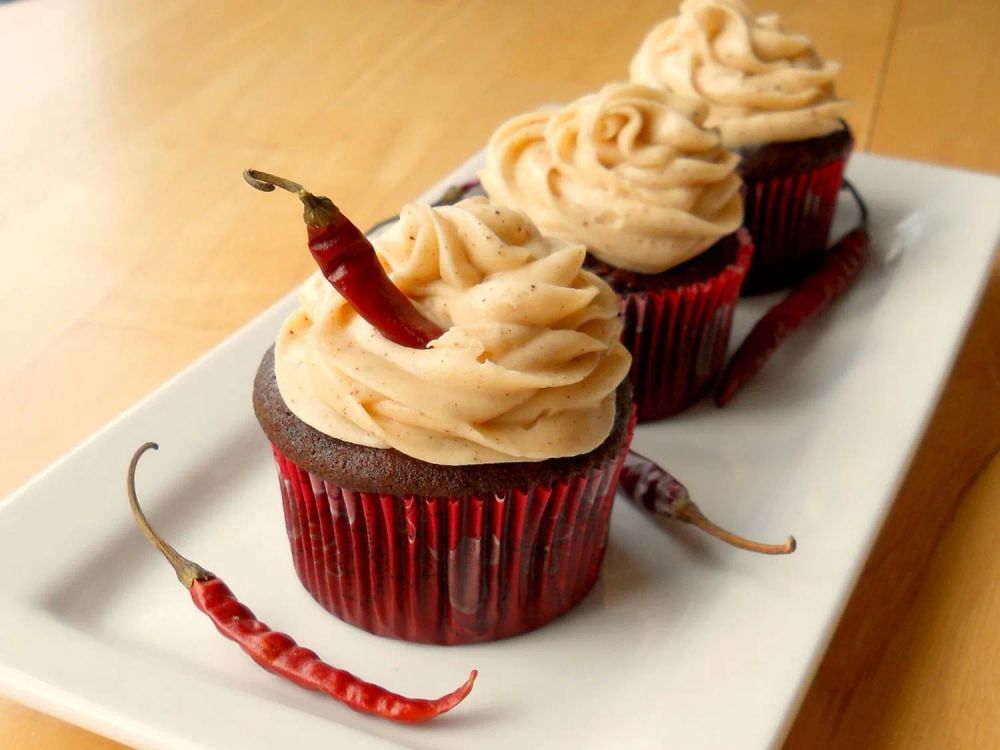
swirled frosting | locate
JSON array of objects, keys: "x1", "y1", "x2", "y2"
[
  {"x1": 629, "y1": 0, "x2": 849, "y2": 148},
  {"x1": 480, "y1": 83, "x2": 743, "y2": 274},
  {"x1": 274, "y1": 198, "x2": 631, "y2": 466}
]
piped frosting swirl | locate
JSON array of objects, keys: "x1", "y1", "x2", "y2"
[
  {"x1": 274, "y1": 198, "x2": 631, "y2": 466},
  {"x1": 480, "y1": 82, "x2": 743, "y2": 274},
  {"x1": 629, "y1": 0, "x2": 849, "y2": 148}
]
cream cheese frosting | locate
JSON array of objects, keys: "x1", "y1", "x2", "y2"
[
  {"x1": 480, "y1": 82, "x2": 743, "y2": 274},
  {"x1": 274, "y1": 198, "x2": 631, "y2": 466},
  {"x1": 629, "y1": 0, "x2": 849, "y2": 148}
]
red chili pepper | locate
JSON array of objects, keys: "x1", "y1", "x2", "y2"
[
  {"x1": 716, "y1": 182, "x2": 871, "y2": 407},
  {"x1": 127, "y1": 443, "x2": 476, "y2": 723},
  {"x1": 619, "y1": 450, "x2": 796, "y2": 555},
  {"x1": 244, "y1": 169, "x2": 444, "y2": 349}
]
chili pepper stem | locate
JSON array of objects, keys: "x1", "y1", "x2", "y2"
[
  {"x1": 621, "y1": 451, "x2": 796, "y2": 555},
  {"x1": 127, "y1": 442, "x2": 212, "y2": 588},
  {"x1": 672, "y1": 496, "x2": 796, "y2": 555},
  {"x1": 242, "y1": 169, "x2": 304, "y2": 194},
  {"x1": 842, "y1": 179, "x2": 869, "y2": 228},
  {"x1": 243, "y1": 169, "x2": 338, "y2": 228}
]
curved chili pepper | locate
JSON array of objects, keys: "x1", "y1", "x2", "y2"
[
  {"x1": 620, "y1": 450, "x2": 796, "y2": 555},
  {"x1": 127, "y1": 442, "x2": 476, "y2": 723},
  {"x1": 716, "y1": 182, "x2": 870, "y2": 407},
  {"x1": 244, "y1": 169, "x2": 445, "y2": 349}
]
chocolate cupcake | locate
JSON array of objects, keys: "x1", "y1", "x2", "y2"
[
  {"x1": 254, "y1": 197, "x2": 634, "y2": 644},
  {"x1": 630, "y1": 0, "x2": 852, "y2": 293},
  {"x1": 480, "y1": 82, "x2": 752, "y2": 421}
]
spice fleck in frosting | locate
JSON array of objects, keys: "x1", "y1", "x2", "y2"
[
  {"x1": 630, "y1": 0, "x2": 848, "y2": 148},
  {"x1": 274, "y1": 198, "x2": 631, "y2": 465},
  {"x1": 480, "y1": 82, "x2": 743, "y2": 275}
]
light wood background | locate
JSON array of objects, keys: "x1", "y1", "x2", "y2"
[{"x1": 1, "y1": 1, "x2": 997, "y2": 748}]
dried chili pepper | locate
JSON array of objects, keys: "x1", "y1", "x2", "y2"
[
  {"x1": 716, "y1": 182, "x2": 870, "y2": 406},
  {"x1": 620, "y1": 450, "x2": 796, "y2": 555},
  {"x1": 127, "y1": 442, "x2": 476, "y2": 723},
  {"x1": 244, "y1": 169, "x2": 444, "y2": 349}
]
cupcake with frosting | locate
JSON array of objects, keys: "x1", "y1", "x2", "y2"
[
  {"x1": 630, "y1": 0, "x2": 852, "y2": 292},
  {"x1": 254, "y1": 197, "x2": 634, "y2": 644},
  {"x1": 481, "y1": 82, "x2": 752, "y2": 420}
]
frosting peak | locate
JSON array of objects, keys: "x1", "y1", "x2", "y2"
[
  {"x1": 480, "y1": 82, "x2": 743, "y2": 274},
  {"x1": 629, "y1": 0, "x2": 849, "y2": 147},
  {"x1": 274, "y1": 198, "x2": 631, "y2": 466}
]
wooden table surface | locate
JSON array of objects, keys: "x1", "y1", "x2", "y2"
[{"x1": 1, "y1": 1, "x2": 997, "y2": 748}]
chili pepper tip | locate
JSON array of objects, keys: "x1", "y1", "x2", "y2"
[{"x1": 427, "y1": 669, "x2": 478, "y2": 719}]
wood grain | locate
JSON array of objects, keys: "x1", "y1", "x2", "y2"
[
  {"x1": 782, "y1": 0, "x2": 1000, "y2": 744},
  {"x1": 782, "y1": 260, "x2": 1000, "y2": 749},
  {"x1": 868, "y1": 0, "x2": 1000, "y2": 171},
  {"x1": 0, "y1": 1, "x2": 995, "y2": 748}
]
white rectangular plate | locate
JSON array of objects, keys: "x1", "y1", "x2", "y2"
[{"x1": 1, "y1": 152, "x2": 998, "y2": 750}]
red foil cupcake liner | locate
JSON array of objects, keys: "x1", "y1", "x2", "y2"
[
  {"x1": 622, "y1": 230, "x2": 753, "y2": 422},
  {"x1": 741, "y1": 148, "x2": 852, "y2": 294},
  {"x1": 270, "y1": 413, "x2": 635, "y2": 645}
]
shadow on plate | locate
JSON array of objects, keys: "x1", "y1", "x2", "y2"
[{"x1": 36, "y1": 426, "x2": 269, "y2": 624}]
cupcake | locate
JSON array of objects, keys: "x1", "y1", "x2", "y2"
[
  {"x1": 252, "y1": 193, "x2": 634, "y2": 645},
  {"x1": 630, "y1": 0, "x2": 852, "y2": 293},
  {"x1": 480, "y1": 82, "x2": 751, "y2": 421}
]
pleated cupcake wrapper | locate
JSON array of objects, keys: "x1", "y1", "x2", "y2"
[
  {"x1": 272, "y1": 412, "x2": 636, "y2": 645},
  {"x1": 740, "y1": 143, "x2": 852, "y2": 294},
  {"x1": 621, "y1": 230, "x2": 753, "y2": 422}
]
